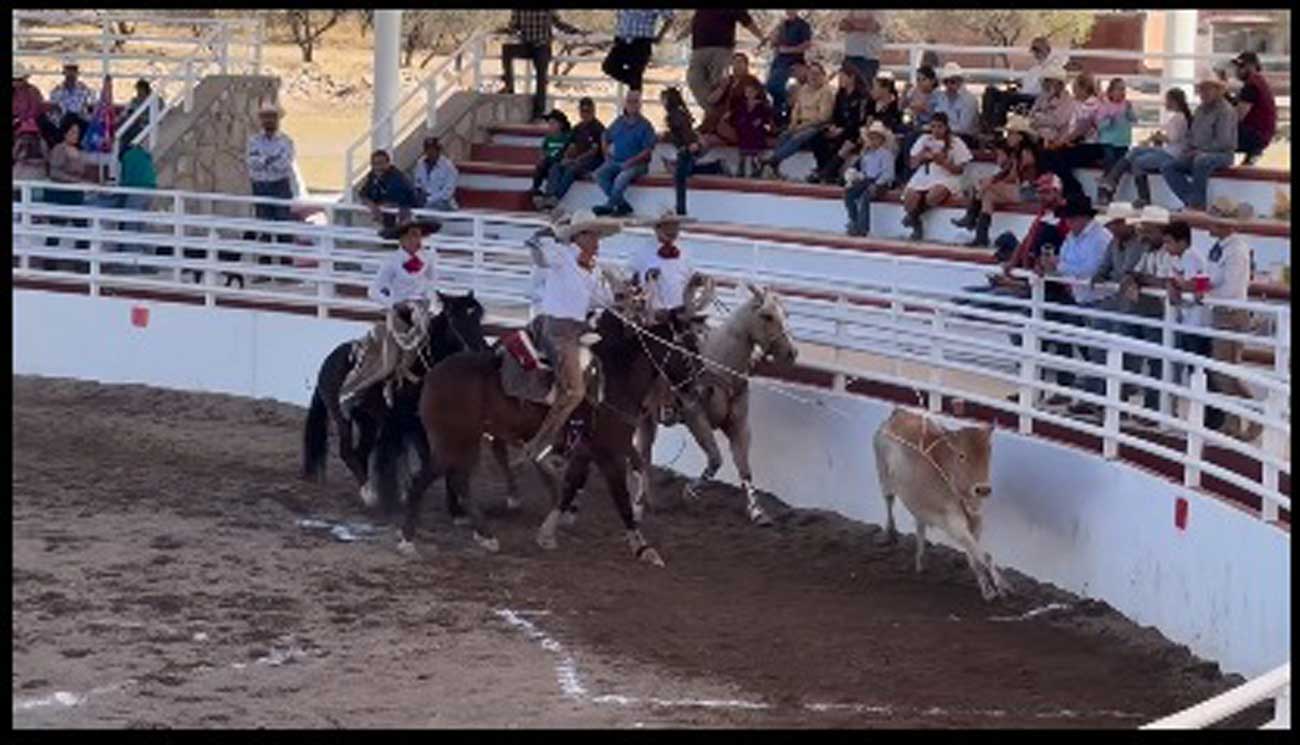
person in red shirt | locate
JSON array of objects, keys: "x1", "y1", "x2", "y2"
[
  {"x1": 1231, "y1": 51, "x2": 1276, "y2": 165},
  {"x1": 11, "y1": 63, "x2": 52, "y2": 143}
]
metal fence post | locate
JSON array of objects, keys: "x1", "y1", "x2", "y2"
[
  {"x1": 100, "y1": 18, "x2": 112, "y2": 79},
  {"x1": 172, "y1": 194, "x2": 186, "y2": 283},
  {"x1": 1184, "y1": 366, "x2": 1206, "y2": 489},
  {"x1": 88, "y1": 197, "x2": 102, "y2": 297},
  {"x1": 183, "y1": 60, "x2": 195, "y2": 112},
  {"x1": 19, "y1": 184, "x2": 33, "y2": 270},
  {"x1": 1018, "y1": 275, "x2": 1044, "y2": 434},
  {"x1": 1160, "y1": 296, "x2": 1177, "y2": 419},
  {"x1": 317, "y1": 225, "x2": 335, "y2": 319},
  {"x1": 1103, "y1": 344, "x2": 1123, "y2": 459},
  {"x1": 832, "y1": 294, "x2": 847, "y2": 393},
  {"x1": 928, "y1": 307, "x2": 944, "y2": 413}
]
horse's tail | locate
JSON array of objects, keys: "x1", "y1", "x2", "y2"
[
  {"x1": 302, "y1": 387, "x2": 330, "y2": 482},
  {"x1": 370, "y1": 409, "x2": 413, "y2": 517}
]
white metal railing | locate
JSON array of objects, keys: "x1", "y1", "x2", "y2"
[
  {"x1": 343, "y1": 29, "x2": 493, "y2": 199},
  {"x1": 10, "y1": 179, "x2": 1292, "y2": 524},
  {"x1": 1143, "y1": 662, "x2": 1290, "y2": 729}
]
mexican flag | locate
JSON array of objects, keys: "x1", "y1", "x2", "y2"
[{"x1": 81, "y1": 77, "x2": 115, "y2": 153}]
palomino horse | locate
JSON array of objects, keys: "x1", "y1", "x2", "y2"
[
  {"x1": 302, "y1": 292, "x2": 519, "y2": 516},
  {"x1": 634, "y1": 283, "x2": 799, "y2": 525},
  {"x1": 371, "y1": 307, "x2": 700, "y2": 563}
]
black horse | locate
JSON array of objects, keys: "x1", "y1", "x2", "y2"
[{"x1": 302, "y1": 291, "x2": 515, "y2": 517}]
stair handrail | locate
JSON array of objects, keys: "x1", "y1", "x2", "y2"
[
  {"x1": 343, "y1": 28, "x2": 491, "y2": 201},
  {"x1": 1142, "y1": 662, "x2": 1290, "y2": 729}
]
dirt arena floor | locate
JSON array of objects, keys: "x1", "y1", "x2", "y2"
[{"x1": 12, "y1": 376, "x2": 1271, "y2": 729}]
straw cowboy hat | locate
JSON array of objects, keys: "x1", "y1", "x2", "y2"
[
  {"x1": 257, "y1": 99, "x2": 285, "y2": 117},
  {"x1": 1003, "y1": 113, "x2": 1036, "y2": 138},
  {"x1": 60, "y1": 56, "x2": 79, "y2": 69},
  {"x1": 1126, "y1": 204, "x2": 1171, "y2": 226},
  {"x1": 379, "y1": 219, "x2": 442, "y2": 241},
  {"x1": 13, "y1": 61, "x2": 31, "y2": 79},
  {"x1": 553, "y1": 208, "x2": 624, "y2": 243},
  {"x1": 1196, "y1": 71, "x2": 1229, "y2": 91},
  {"x1": 1209, "y1": 195, "x2": 1255, "y2": 220},
  {"x1": 863, "y1": 119, "x2": 897, "y2": 151},
  {"x1": 1100, "y1": 202, "x2": 1138, "y2": 224},
  {"x1": 634, "y1": 206, "x2": 697, "y2": 230},
  {"x1": 940, "y1": 62, "x2": 965, "y2": 81},
  {"x1": 1040, "y1": 63, "x2": 1069, "y2": 83}
]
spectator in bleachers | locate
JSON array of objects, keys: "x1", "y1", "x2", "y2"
[
  {"x1": 1133, "y1": 220, "x2": 1213, "y2": 403},
  {"x1": 542, "y1": 97, "x2": 604, "y2": 207},
  {"x1": 1095, "y1": 77, "x2": 1136, "y2": 174},
  {"x1": 661, "y1": 86, "x2": 725, "y2": 216},
  {"x1": 1096, "y1": 88, "x2": 1191, "y2": 208},
  {"x1": 530, "y1": 111, "x2": 572, "y2": 209},
  {"x1": 990, "y1": 173, "x2": 1067, "y2": 290},
  {"x1": 895, "y1": 65, "x2": 940, "y2": 182},
  {"x1": 808, "y1": 66, "x2": 870, "y2": 184},
  {"x1": 412, "y1": 136, "x2": 460, "y2": 212},
  {"x1": 865, "y1": 75, "x2": 904, "y2": 133},
  {"x1": 1230, "y1": 51, "x2": 1276, "y2": 166},
  {"x1": 683, "y1": 10, "x2": 766, "y2": 113},
  {"x1": 246, "y1": 100, "x2": 297, "y2": 240},
  {"x1": 733, "y1": 78, "x2": 774, "y2": 178},
  {"x1": 500, "y1": 10, "x2": 586, "y2": 122},
  {"x1": 756, "y1": 61, "x2": 833, "y2": 179},
  {"x1": 1200, "y1": 213, "x2": 1261, "y2": 440},
  {"x1": 92, "y1": 142, "x2": 159, "y2": 274},
  {"x1": 1159, "y1": 75, "x2": 1237, "y2": 212},
  {"x1": 119, "y1": 78, "x2": 153, "y2": 147},
  {"x1": 12, "y1": 63, "x2": 50, "y2": 140},
  {"x1": 13, "y1": 118, "x2": 48, "y2": 182},
  {"x1": 954, "y1": 114, "x2": 1041, "y2": 248},
  {"x1": 1027, "y1": 64, "x2": 1074, "y2": 145},
  {"x1": 1036, "y1": 195, "x2": 1111, "y2": 409},
  {"x1": 45, "y1": 116, "x2": 97, "y2": 265},
  {"x1": 839, "y1": 11, "x2": 885, "y2": 89},
  {"x1": 842, "y1": 121, "x2": 896, "y2": 237},
  {"x1": 1040, "y1": 71, "x2": 1103, "y2": 199},
  {"x1": 603, "y1": 10, "x2": 676, "y2": 93},
  {"x1": 592, "y1": 89, "x2": 657, "y2": 217},
  {"x1": 900, "y1": 111, "x2": 971, "y2": 242},
  {"x1": 47, "y1": 58, "x2": 95, "y2": 141},
  {"x1": 699, "y1": 52, "x2": 763, "y2": 146},
  {"x1": 358, "y1": 149, "x2": 419, "y2": 229},
  {"x1": 982, "y1": 37, "x2": 1070, "y2": 132},
  {"x1": 765, "y1": 11, "x2": 813, "y2": 130},
  {"x1": 933, "y1": 63, "x2": 980, "y2": 147}
]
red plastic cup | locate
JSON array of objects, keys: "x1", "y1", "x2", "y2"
[{"x1": 1193, "y1": 274, "x2": 1210, "y2": 294}]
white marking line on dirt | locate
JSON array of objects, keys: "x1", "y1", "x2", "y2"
[
  {"x1": 988, "y1": 602, "x2": 1072, "y2": 623},
  {"x1": 803, "y1": 701, "x2": 1148, "y2": 720},
  {"x1": 594, "y1": 694, "x2": 769, "y2": 710},
  {"x1": 13, "y1": 680, "x2": 137, "y2": 714}
]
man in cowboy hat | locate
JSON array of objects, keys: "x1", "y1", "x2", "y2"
[
  {"x1": 12, "y1": 62, "x2": 50, "y2": 140},
  {"x1": 340, "y1": 219, "x2": 443, "y2": 412},
  {"x1": 933, "y1": 62, "x2": 979, "y2": 145},
  {"x1": 521, "y1": 209, "x2": 623, "y2": 466},
  {"x1": 1027, "y1": 63, "x2": 1074, "y2": 145},
  {"x1": 843, "y1": 120, "x2": 896, "y2": 236},
  {"x1": 246, "y1": 99, "x2": 297, "y2": 235},
  {"x1": 1159, "y1": 73, "x2": 1237, "y2": 212},
  {"x1": 628, "y1": 208, "x2": 711, "y2": 317},
  {"x1": 46, "y1": 57, "x2": 95, "y2": 137},
  {"x1": 1200, "y1": 212, "x2": 1261, "y2": 440}
]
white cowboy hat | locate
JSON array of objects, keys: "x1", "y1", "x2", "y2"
[
  {"x1": 637, "y1": 207, "x2": 696, "y2": 229},
  {"x1": 257, "y1": 99, "x2": 284, "y2": 116},
  {"x1": 1127, "y1": 204, "x2": 1171, "y2": 226},
  {"x1": 60, "y1": 56, "x2": 79, "y2": 69},
  {"x1": 1101, "y1": 202, "x2": 1138, "y2": 223},
  {"x1": 1003, "y1": 113, "x2": 1036, "y2": 138},
  {"x1": 554, "y1": 208, "x2": 624, "y2": 243},
  {"x1": 863, "y1": 119, "x2": 897, "y2": 151},
  {"x1": 940, "y1": 62, "x2": 965, "y2": 81},
  {"x1": 13, "y1": 61, "x2": 31, "y2": 79},
  {"x1": 1040, "y1": 63, "x2": 1069, "y2": 82}
]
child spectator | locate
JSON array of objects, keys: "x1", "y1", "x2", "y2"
[
  {"x1": 732, "y1": 79, "x2": 773, "y2": 178},
  {"x1": 541, "y1": 97, "x2": 604, "y2": 208},
  {"x1": 1096, "y1": 77, "x2": 1137, "y2": 174},
  {"x1": 954, "y1": 114, "x2": 1041, "y2": 247},
  {"x1": 842, "y1": 121, "x2": 896, "y2": 236},
  {"x1": 901, "y1": 111, "x2": 971, "y2": 242},
  {"x1": 530, "y1": 110, "x2": 571, "y2": 209},
  {"x1": 1097, "y1": 88, "x2": 1191, "y2": 208}
]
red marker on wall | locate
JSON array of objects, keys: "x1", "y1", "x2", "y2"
[
  {"x1": 131, "y1": 305, "x2": 150, "y2": 328},
  {"x1": 1174, "y1": 497, "x2": 1189, "y2": 531}
]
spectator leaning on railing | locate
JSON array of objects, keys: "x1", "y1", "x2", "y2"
[
  {"x1": 1230, "y1": 51, "x2": 1276, "y2": 166},
  {"x1": 592, "y1": 89, "x2": 657, "y2": 217},
  {"x1": 682, "y1": 9, "x2": 766, "y2": 113},
  {"x1": 604, "y1": 10, "x2": 676, "y2": 93},
  {"x1": 45, "y1": 116, "x2": 97, "y2": 267},
  {"x1": 412, "y1": 136, "x2": 459, "y2": 212},
  {"x1": 1159, "y1": 74, "x2": 1237, "y2": 212},
  {"x1": 499, "y1": 10, "x2": 586, "y2": 122},
  {"x1": 542, "y1": 97, "x2": 605, "y2": 207},
  {"x1": 358, "y1": 149, "x2": 419, "y2": 229}
]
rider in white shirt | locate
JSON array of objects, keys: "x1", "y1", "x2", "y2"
[
  {"x1": 522, "y1": 209, "x2": 622, "y2": 465},
  {"x1": 628, "y1": 210, "x2": 698, "y2": 315}
]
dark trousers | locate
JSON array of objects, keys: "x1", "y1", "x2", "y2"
[
  {"x1": 1042, "y1": 143, "x2": 1108, "y2": 199},
  {"x1": 602, "y1": 37, "x2": 653, "y2": 91},
  {"x1": 1041, "y1": 283, "x2": 1090, "y2": 391},
  {"x1": 673, "y1": 149, "x2": 725, "y2": 215},
  {"x1": 503, "y1": 41, "x2": 552, "y2": 119},
  {"x1": 981, "y1": 87, "x2": 1037, "y2": 132},
  {"x1": 1237, "y1": 128, "x2": 1270, "y2": 161},
  {"x1": 532, "y1": 154, "x2": 562, "y2": 194},
  {"x1": 250, "y1": 177, "x2": 294, "y2": 269},
  {"x1": 812, "y1": 133, "x2": 854, "y2": 181}
]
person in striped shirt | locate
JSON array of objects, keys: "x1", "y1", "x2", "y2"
[{"x1": 603, "y1": 10, "x2": 676, "y2": 92}]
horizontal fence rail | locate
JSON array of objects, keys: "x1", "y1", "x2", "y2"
[
  {"x1": 1143, "y1": 662, "x2": 1290, "y2": 729},
  {"x1": 10, "y1": 179, "x2": 1291, "y2": 526}
]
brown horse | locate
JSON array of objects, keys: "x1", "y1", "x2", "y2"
[{"x1": 371, "y1": 307, "x2": 701, "y2": 564}]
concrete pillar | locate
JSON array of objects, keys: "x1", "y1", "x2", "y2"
[
  {"x1": 372, "y1": 10, "x2": 402, "y2": 154},
  {"x1": 1163, "y1": 9, "x2": 1198, "y2": 100}
]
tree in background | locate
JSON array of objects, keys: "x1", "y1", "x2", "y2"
[
  {"x1": 890, "y1": 10, "x2": 1096, "y2": 64},
  {"x1": 269, "y1": 10, "x2": 348, "y2": 63}
]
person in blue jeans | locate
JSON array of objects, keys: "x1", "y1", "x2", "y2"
[
  {"x1": 660, "y1": 86, "x2": 726, "y2": 215},
  {"x1": 1159, "y1": 75, "x2": 1237, "y2": 211},
  {"x1": 843, "y1": 122, "x2": 896, "y2": 236},
  {"x1": 542, "y1": 97, "x2": 604, "y2": 208},
  {"x1": 764, "y1": 10, "x2": 813, "y2": 129},
  {"x1": 592, "y1": 89, "x2": 657, "y2": 217}
]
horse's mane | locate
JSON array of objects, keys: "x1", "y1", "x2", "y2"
[{"x1": 591, "y1": 311, "x2": 677, "y2": 378}]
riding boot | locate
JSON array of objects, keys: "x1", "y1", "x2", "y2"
[
  {"x1": 951, "y1": 199, "x2": 980, "y2": 229},
  {"x1": 1134, "y1": 174, "x2": 1152, "y2": 208},
  {"x1": 907, "y1": 207, "x2": 925, "y2": 241},
  {"x1": 967, "y1": 213, "x2": 992, "y2": 247}
]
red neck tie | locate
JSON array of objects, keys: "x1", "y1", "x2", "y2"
[
  {"x1": 658, "y1": 243, "x2": 681, "y2": 259},
  {"x1": 402, "y1": 252, "x2": 423, "y2": 273}
]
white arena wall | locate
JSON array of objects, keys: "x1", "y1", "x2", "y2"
[{"x1": 13, "y1": 289, "x2": 1290, "y2": 679}]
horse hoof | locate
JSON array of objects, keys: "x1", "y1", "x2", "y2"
[
  {"x1": 473, "y1": 532, "x2": 500, "y2": 553},
  {"x1": 638, "y1": 547, "x2": 666, "y2": 568},
  {"x1": 749, "y1": 508, "x2": 773, "y2": 527},
  {"x1": 559, "y1": 510, "x2": 578, "y2": 528},
  {"x1": 359, "y1": 483, "x2": 377, "y2": 508},
  {"x1": 396, "y1": 539, "x2": 418, "y2": 557},
  {"x1": 536, "y1": 531, "x2": 558, "y2": 551},
  {"x1": 452, "y1": 516, "x2": 471, "y2": 528}
]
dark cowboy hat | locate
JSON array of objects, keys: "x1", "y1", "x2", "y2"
[
  {"x1": 1232, "y1": 51, "x2": 1260, "y2": 68},
  {"x1": 1055, "y1": 195, "x2": 1097, "y2": 220},
  {"x1": 379, "y1": 219, "x2": 442, "y2": 241},
  {"x1": 542, "y1": 108, "x2": 570, "y2": 127}
]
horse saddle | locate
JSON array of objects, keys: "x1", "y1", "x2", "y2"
[{"x1": 498, "y1": 327, "x2": 603, "y2": 406}]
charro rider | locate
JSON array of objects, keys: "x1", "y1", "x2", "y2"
[
  {"x1": 339, "y1": 219, "x2": 442, "y2": 413},
  {"x1": 520, "y1": 208, "x2": 625, "y2": 469}
]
